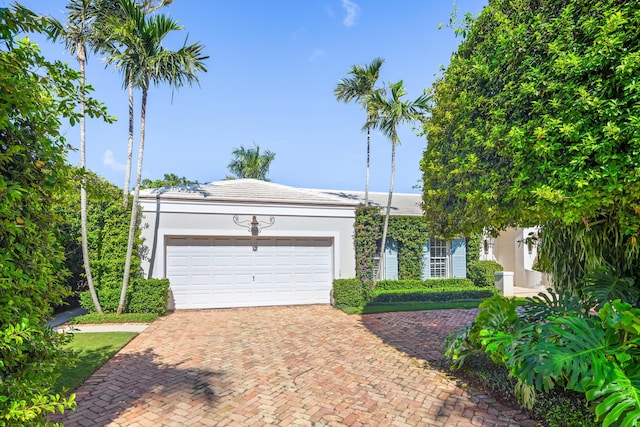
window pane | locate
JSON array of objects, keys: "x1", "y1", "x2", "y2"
[{"x1": 430, "y1": 239, "x2": 448, "y2": 278}]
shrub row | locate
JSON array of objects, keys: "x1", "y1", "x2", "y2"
[
  {"x1": 375, "y1": 278, "x2": 474, "y2": 291},
  {"x1": 467, "y1": 260, "x2": 503, "y2": 287},
  {"x1": 332, "y1": 278, "x2": 493, "y2": 307},
  {"x1": 371, "y1": 288, "x2": 497, "y2": 303},
  {"x1": 80, "y1": 278, "x2": 170, "y2": 315},
  {"x1": 332, "y1": 278, "x2": 370, "y2": 307}
]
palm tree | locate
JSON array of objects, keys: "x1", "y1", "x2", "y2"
[
  {"x1": 367, "y1": 81, "x2": 429, "y2": 282},
  {"x1": 50, "y1": 0, "x2": 105, "y2": 314},
  {"x1": 334, "y1": 58, "x2": 384, "y2": 205},
  {"x1": 227, "y1": 144, "x2": 276, "y2": 181},
  {"x1": 108, "y1": 0, "x2": 207, "y2": 314},
  {"x1": 97, "y1": 0, "x2": 173, "y2": 205}
]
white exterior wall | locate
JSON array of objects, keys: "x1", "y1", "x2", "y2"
[
  {"x1": 493, "y1": 227, "x2": 545, "y2": 289},
  {"x1": 138, "y1": 198, "x2": 356, "y2": 282}
]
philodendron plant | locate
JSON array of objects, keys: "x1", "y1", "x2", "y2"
[{"x1": 447, "y1": 268, "x2": 640, "y2": 427}]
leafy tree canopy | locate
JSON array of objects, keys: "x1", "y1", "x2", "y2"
[
  {"x1": 421, "y1": 0, "x2": 640, "y2": 239},
  {"x1": 141, "y1": 172, "x2": 198, "y2": 188}
]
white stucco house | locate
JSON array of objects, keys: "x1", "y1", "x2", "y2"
[
  {"x1": 481, "y1": 227, "x2": 550, "y2": 290},
  {"x1": 139, "y1": 179, "x2": 466, "y2": 310}
]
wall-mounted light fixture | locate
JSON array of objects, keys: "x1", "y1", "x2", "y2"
[{"x1": 233, "y1": 215, "x2": 275, "y2": 250}]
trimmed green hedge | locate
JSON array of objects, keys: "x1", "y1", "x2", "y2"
[
  {"x1": 371, "y1": 288, "x2": 497, "y2": 303},
  {"x1": 332, "y1": 278, "x2": 492, "y2": 307},
  {"x1": 468, "y1": 260, "x2": 504, "y2": 287},
  {"x1": 127, "y1": 278, "x2": 170, "y2": 315},
  {"x1": 80, "y1": 278, "x2": 170, "y2": 315},
  {"x1": 375, "y1": 278, "x2": 474, "y2": 291},
  {"x1": 333, "y1": 278, "x2": 369, "y2": 307}
]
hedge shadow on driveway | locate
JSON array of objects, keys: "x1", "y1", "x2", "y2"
[
  {"x1": 51, "y1": 347, "x2": 225, "y2": 426},
  {"x1": 358, "y1": 308, "x2": 480, "y2": 364}
]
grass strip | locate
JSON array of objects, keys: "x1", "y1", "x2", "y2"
[
  {"x1": 54, "y1": 332, "x2": 138, "y2": 394},
  {"x1": 71, "y1": 312, "x2": 158, "y2": 324}
]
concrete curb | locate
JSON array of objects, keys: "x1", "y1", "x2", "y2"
[
  {"x1": 47, "y1": 307, "x2": 89, "y2": 327},
  {"x1": 50, "y1": 308, "x2": 150, "y2": 333},
  {"x1": 55, "y1": 323, "x2": 149, "y2": 333}
]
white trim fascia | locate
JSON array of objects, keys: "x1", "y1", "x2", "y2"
[{"x1": 140, "y1": 198, "x2": 355, "y2": 218}]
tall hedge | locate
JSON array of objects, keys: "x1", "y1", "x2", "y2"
[
  {"x1": 57, "y1": 171, "x2": 145, "y2": 313},
  {"x1": 422, "y1": 0, "x2": 640, "y2": 292},
  {"x1": 0, "y1": 5, "x2": 110, "y2": 421}
]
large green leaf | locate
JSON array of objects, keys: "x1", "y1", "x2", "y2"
[
  {"x1": 587, "y1": 365, "x2": 640, "y2": 427},
  {"x1": 599, "y1": 300, "x2": 640, "y2": 341},
  {"x1": 533, "y1": 315, "x2": 622, "y2": 392},
  {"x1": 583, "y1": 268, "x2": 639, "y2": 310},
  {"x1": 521, "y1": 288, "x2": 587, "y2": 322}
]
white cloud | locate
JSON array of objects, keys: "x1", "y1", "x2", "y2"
[
  {"x1": 309, "y1": 49, "x2": 326, "y2": 62},
  {"x1": 103, "y1": 149, "x2": 126, "y2": 172},
  {"x1": 341, "y1": 0, "x2": 360, "y2": 27}
]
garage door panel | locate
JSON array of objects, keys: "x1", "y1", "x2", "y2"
[{"x1": 166, "y1": 236, "x2": 333, "y2": 309}]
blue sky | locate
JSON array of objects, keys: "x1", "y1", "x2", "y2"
[{"x1": 14, "y1": 0, "x2": 486, "y2": 193}]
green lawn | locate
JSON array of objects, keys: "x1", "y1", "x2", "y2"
[
  {"x1": 71, "y1": 312, "x2": 158, "y2": 324},
  {"x1": 54, "y1": 332, "x2": 138, "y2": 394}
]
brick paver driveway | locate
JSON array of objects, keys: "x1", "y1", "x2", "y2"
[{"x1": 57, "y1": 306, "x2": 534, "y2": 427}]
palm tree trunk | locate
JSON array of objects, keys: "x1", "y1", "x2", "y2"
[
  {"x1": 79, "y1": 50, "x2": 103, "y2": 314},
  {"x1": 365, "y1": 126, "x2": 371, "y2": 205},
  {"x1": 377, "y1": 135, "x2": 396, "y2": 284},
  {"x1": 122, "y1": 79, "x2": 134, "y2": 206},
  {"x1": 118, "y1": 84, "x2": 147, "y2": 314}
]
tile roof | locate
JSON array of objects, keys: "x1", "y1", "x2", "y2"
[
  {"x1": 316, "y1": 189, "x2": 423, "y2": 216},
  {"x1": 139, "y1": 178, "x2": 358, "y2": 207},
  {"x1": 139, "y1": 179, "x2": 424, "y2": 216}
]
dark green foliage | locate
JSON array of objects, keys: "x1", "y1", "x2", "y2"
[
  {"x1": 71, "y1": 312, "x2": 157, "y2": 324},
  {"x1": 60, "y1": 172, "x2": 144, "y2": 313},
  {"x1": 0, "y1": 4, "x2": 109, "y2": 421},
  {"x1": 467, "y1": 260, "x2": 503, "y2": 288},
  {"x1": 537, "y1": 218, "x2": 640, "y2": 295},
  {"x1": 354, "y1": 206, "x2": 382, "y2": 287},
  {"x1": 422, "y1": 0, "x2": 640, "y2": 294},
  {"x1": 423, "y1": 0, "x2": 640, "y2": 236},
  {"x1": 127, "y1": 278, "x2": 169, "y2": 315},
  {"x1": 79, "y1": 286, "x2": 120, "y2": 313},
  {"x1": 354, "y1": 206, "x2": 432, "y2": 284},
  {"x1": 56, "y1": 170, "x2": 143, "y2": 303},
  {"x1": 520, "y1": 289, "x2": 587, "y2": 323},
  {"x1": 375, "y1": 278, "x2": 474, "y2": 291},
  {"x1": 582, "y1": 267, "x2": 640, "y2": 309},
  {"x1": 334, "y1": 278, "x2": 490, "y2": 307},
  {"x1": 456, "y1": 353, "x2": 598, "y2": 427},
  {"x1": 89, "y1": 197, "x2": 142, "y2": 289},
  {"x1": 372, "y1": 289, "x2": 496, "y2": 303},
  {"x1": 332, "y1": 278, "x2": 369, "y2": 307},
  {"x1": 80, "y1": 278, "x2": 168, "y2": 314},
  {"x1": 466, "y1": 233, "x2": 482, "y2": 263},
  {"x1": 448, "y1": 289, "x2": 640, "y2": 425},
  {"x1": 140, "y1": 173, "x2": 198, "y2": 189},
  {"x1": 387, "y1": 216, "x2": 429, "y2": 280}
]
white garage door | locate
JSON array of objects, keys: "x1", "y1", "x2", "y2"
[{"x1": 166, "y1": 236, "x2": 334, "y2": 309}]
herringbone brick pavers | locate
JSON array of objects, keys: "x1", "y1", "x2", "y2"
[{"x1": 53, "y1": 306, "x2": 536, "y2": 426}]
